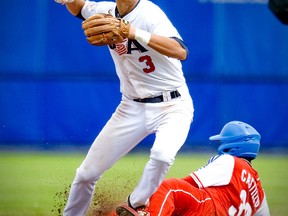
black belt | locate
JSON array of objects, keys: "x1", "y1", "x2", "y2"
[{"x1": 133, "y1": 90, "x2": 181, "y2": 103}]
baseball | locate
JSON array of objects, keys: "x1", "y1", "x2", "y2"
[{"x1": 55, "y1": 0, "x2": 75, "y2": 4}]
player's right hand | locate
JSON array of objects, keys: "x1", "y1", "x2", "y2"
[{"x1": 54, "y1": 0, "x2": 75, "y2": 5}]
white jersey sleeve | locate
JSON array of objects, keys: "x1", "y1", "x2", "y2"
[
  {"x1": 190, "y1": 154, "x2": 235, "y2": 188},
  {"x1": 142, "y1": 2, "x2": 182, "y2": 39}
]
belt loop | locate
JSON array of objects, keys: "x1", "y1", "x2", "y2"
[{"x1": 163, "y1": 91, "x2": 172, "y2": 102}]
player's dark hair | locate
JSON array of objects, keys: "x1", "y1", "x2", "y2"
[{"x1": 242, "y1": 157, "x2": 253, "y2": 163}]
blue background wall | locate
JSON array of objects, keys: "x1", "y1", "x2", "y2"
[{"x1": 0, "y1": 0, "x2": 288, "y2": 151}]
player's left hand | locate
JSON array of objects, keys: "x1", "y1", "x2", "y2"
[{"x1": 82, "y1": 13, "x2": 130, "y2": 46}]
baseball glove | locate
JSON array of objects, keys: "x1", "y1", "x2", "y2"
[{"x1": 82, "y1": 13, "x2": 130, "y2": 46}]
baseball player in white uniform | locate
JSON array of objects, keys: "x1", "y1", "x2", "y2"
[{"x1": 55, "y1": 0, "x2": 194, "y2": 215}]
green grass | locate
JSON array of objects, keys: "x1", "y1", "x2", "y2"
[{"x1": 0, "y1": 152, "x2": 287, "y2": 215}]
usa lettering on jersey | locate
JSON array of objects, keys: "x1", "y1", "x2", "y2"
[{"x1": 109, "y1": 39, "x2": 148, "y2": 56}]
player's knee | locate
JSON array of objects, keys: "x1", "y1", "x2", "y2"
[
  {"x1": 150, "y1": 148, "x2": 175, "y2": 165},
  {"x1": 75, "y1": 166, "x2": 101, "y2": 183}
]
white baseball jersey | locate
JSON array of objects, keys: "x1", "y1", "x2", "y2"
[{"x1": 82, "y1": 0, "x2": 187, "y2": 99}]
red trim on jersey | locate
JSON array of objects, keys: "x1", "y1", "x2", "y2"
[
  {"x1": 190, "y1": 173, "x2": 204, "y2": 189},
  {"x1": 181, "y1": 175, "x2": 199, "y2": 188}
]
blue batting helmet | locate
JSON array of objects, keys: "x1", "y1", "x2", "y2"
[{"x1": 209, "y1": 121, "x2": 261, "y2": 160}]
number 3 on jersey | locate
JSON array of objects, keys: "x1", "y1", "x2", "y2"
[
  {"x1": 139, "y1": 55, "x2": 155, "y2": 73},
  {"x1": 110, "y1": 40, "x2": 156, "y2": 74}
]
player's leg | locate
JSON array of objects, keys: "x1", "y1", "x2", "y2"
[
  {"x1": 63, "y1": 98, "x2": 149, "y2": 216},
  {"x1": 148, "y1": 178, "x2": 215, "y2": 216},
  {"x1": 147, "y1": 178, "x2": 178, "y2": 216},
  {"x1": 128, "y1": 97, "x2": 194, "y2": 209}
]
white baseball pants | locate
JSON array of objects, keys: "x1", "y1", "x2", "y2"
[{"x1": 63, "y1": 86, "x2": 194, "y2": 216}]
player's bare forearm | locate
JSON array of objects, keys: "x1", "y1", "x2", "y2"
[
  {"x1": 148, "y1": 35, "x2": 187, "y2": 60},
  {"x1": 128, "y1": 27, "x2": 187, "y2": 60},
  {"x1": 65, "y1": 0, "x2": 85, "y2": 16},
  {"x1": 55, "y1": 0, "x2": 84, "y2": 16}
]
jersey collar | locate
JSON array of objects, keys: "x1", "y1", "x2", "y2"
[{"x1": 115, "y1": 0, "x2": 141, "y2": 18}]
